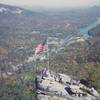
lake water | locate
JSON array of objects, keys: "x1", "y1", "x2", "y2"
[{"x1": 79, "y1": 17, "x2": 100, "y2": 38}]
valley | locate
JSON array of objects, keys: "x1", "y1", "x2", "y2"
[{"x1": 0, "y1": 3, "x2": 100, "y2": 100}]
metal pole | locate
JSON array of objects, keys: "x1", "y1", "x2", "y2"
[
  {"x1": 47, "y1": 38, "x2": 50, "y2": 70},
  {"x1": 34, "y1": 53, "x2": 37, "y2": 73}
]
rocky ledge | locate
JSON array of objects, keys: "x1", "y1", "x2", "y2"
[{"x1": 35, "y1": 69, "x2": 100, "y2": 100}]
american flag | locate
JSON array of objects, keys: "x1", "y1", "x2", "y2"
[{"x1": 34, "y1": 40, "x2": 48, "y2": 54}]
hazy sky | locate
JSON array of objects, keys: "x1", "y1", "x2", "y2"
[{"x1": 0, "y1": 0, "x2": 100, "y2": 8}]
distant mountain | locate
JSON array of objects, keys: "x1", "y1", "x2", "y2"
[
  {"x1": 0, "y1": 3, "x2": 100, "y2": 36},
  {"x1": 0, "y1": 3, "x2": 45, "y2": 16},
  {"x1": 0, "y1": 3, "x2": 46, "y2": 36},
  {"x1": 87, "y1": 6, "x2": 100, "y2": 18},
  {"x1": 0, "y1": 4, "x2": 24, "y2": 14},
  {"x1": 90, "y1": 6, "x2": 100, "y2": 12}
]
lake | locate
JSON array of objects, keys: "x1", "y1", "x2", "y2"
[{"x1": 79, "y1": 17, "x2": 100, "y2": 38}]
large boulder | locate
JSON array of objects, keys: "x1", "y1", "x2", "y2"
[{"x1": 35, "y1": 70, "x2": 100, "y2": 100}]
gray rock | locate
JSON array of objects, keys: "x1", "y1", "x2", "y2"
[{"x1": 35, "y1": 70, "x2": 100, "y2": 100}]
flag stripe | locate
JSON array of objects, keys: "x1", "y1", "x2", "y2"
[{"x1": 35, "y1": 42, "x2": 48, "y2": 54}]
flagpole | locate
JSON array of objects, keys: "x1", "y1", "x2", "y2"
[
  {"x1": 34, "y1": 52, "x2": 38, "y2": 73},
  {"x1": 34, "y1": 54, "x2": 36, "y2": 73},
  {"x1": 47, "y1": 38, "x2": 50, "y2": 70}
]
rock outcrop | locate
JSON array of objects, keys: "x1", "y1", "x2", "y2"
[{"x1": 35, "y1": 69, "x2": 100, "y2": 100}]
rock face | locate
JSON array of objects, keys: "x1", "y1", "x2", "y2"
[{"x1": 35, "y1": 69, "x2": 100, "y2": 100}]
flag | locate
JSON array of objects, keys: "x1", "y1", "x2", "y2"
[{"x1": 34, "y1": 40, "x2": 48, "y2": 54}]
